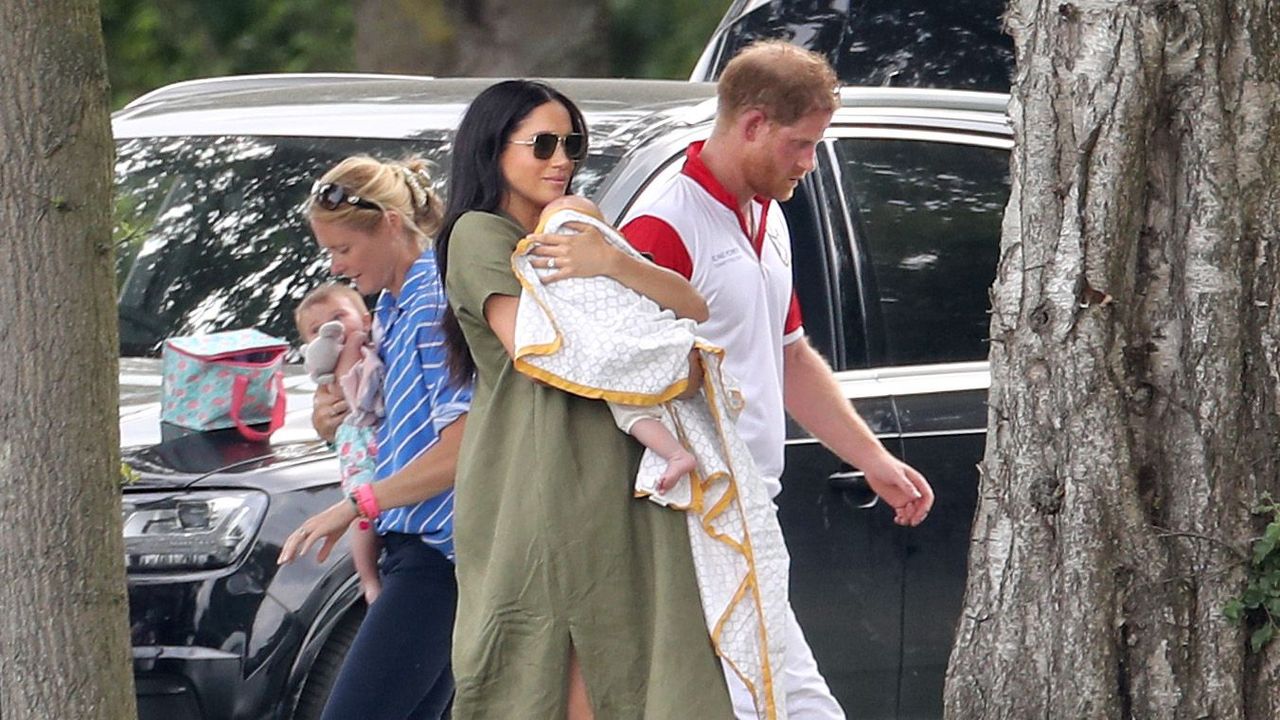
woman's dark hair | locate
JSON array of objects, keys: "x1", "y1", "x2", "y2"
[{"x1": 436, "y1": 80, "x2": 589, "y2": 385}]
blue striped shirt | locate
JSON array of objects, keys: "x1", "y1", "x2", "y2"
[{"x1": 373, "y1": 250, "x2": 472, "y2": 560}]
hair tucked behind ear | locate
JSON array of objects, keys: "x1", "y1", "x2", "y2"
[{"x1": 435, "y1": 80, "x2": 588, "y2": 386}]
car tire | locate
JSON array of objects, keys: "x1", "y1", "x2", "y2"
[{"x1": 292, "y1": 604, "x2": 365, "y2": 720}]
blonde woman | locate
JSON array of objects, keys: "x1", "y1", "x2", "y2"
[{"x1": 278, "y1": 156, "x2": 471, "y2": 720}]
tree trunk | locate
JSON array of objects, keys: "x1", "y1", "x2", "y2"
[
  {"x1": 945, "y1": 2, "x2": 1280, "y2": 718},
  {"x1": 0, "y1": 2, "x2": 135, "y2": 719},
  {"x1": 354, "y1": 0, "x2": 609, "y2": 77}
]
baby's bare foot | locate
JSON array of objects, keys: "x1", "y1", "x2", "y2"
[{"x1": 657, "y1": 449, "x2": 697, "y2": 492}]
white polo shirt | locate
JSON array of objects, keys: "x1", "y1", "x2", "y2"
[{"x1": 622, "y1": 141, "x2": 802, "y2": 496}]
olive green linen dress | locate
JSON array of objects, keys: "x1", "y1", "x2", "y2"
[{"x1": 446, "y1": 211, "x2": 732, "y2": 719}]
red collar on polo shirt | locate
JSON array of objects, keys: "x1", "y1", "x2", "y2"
[{"x1": 680, "y1": 141, "x2": 771, "y2": 257}]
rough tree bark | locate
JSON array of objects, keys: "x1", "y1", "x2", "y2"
[
  {"x1": 354, "y1": 0, "x2": 609, "y2": 77},
  {"x1": 945, "y1": 2, "x2": 1280, "y2": 718},
  {"x1": 0, "y1": 1, "x2": 135, "y2": 719}
]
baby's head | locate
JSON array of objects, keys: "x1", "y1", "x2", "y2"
[
  {"x1": 294, "y1": 283, "x2": 370, "y2": 343},
  {"x1": 540, "y1": 195, "x2": 604, "y2": 225}
]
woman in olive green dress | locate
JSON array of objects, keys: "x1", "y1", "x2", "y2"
[{"x1": 436, "y1": 80, "x2": 733, "y2": 719}]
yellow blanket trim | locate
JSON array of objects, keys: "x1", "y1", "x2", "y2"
[{"x1": 699, "y1": 353, "x2": 779, "y2": 720}]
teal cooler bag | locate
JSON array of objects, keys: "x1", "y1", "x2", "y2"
[{"x1": 161, "y1": 329, "x2": 289, "y2": 441}]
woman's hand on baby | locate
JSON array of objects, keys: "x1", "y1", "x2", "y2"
[
  {"x1": 311, "y1": 382, "x2": 349, "y2": 443},
  {"x1": 525, "y1": 223, "x2": 621, "y2": 282}
]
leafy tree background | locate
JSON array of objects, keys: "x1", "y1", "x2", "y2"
[
  {"x1": 101, "y1": 0, "x2": 731, "y2": 108},
  {"x1": 609, "y1": 0, "x2": 730, "y2": 79},
  {"x1": 100, "y1": 0, "x2": 353, "y2": 107}
]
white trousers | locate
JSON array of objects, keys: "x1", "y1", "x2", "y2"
[{"x1": 724, "y1": 603, "x2": 846, "y2": 719}]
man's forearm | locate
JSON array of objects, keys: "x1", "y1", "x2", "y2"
[
  {"x1": 783, "y1": 339, "x2": 892, "y2": 468},
  {"x1": 784, "y1": 338, "x2": 932, "y2": 525}
]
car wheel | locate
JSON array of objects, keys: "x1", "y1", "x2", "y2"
[{"x1": 292, "y1": 604, "x2": 365, "y2": 720}]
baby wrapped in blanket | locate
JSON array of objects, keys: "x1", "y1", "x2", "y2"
[{"x1": 512, "y1": 196, "x2": 792, "y2": 720}]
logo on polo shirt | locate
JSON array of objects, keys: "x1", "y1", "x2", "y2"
[
  {"x1": 711, "y1": 247, "x2": 743, "y2": 267},
  {"x1": 766, "y1": 225, "x2": 790, "y2": 267}
]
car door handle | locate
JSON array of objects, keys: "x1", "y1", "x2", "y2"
[{"x1": 828, "y1": 470, "x2": 879, "y2": 509}]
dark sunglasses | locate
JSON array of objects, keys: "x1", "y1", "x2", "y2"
[
  {"x1": 509, "y1": 132, "x2": 588, "y2": 161},
  {"x1": 310, "y1": 181, "x2": 382, "y2": 212}
]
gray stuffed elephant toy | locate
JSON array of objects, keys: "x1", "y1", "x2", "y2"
[{"x1": 302, "y1": 320, "x2": 344, "y2": 385}]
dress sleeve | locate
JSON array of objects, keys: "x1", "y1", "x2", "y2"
[{"x1": 444, "y1": 211, "x2": 525, "y2": 323}]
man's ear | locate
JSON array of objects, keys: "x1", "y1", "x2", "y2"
[{"x1": 741, "y1": 109, "x2": 769, "y2": 142}]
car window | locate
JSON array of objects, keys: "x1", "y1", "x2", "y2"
[
  {"x1": 114, "y1": 136, "x2": 449, "y2": 357},
  {"x1": 834, "y1": 137, "x2": 1008, "y2": 366},
  {"x1": 113, "y1": 134, "x2": 619, "y2": 357},
  {"x1": 698, "y1": 0, "x2": 1013, "y2": 92}
]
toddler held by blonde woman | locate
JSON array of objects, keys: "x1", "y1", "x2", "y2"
[{"x1": 294, "y1": 282, "x2": 384, "y2": 604}]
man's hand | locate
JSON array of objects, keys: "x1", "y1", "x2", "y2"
[
  {"x1": 783, "y1": 338, "x2": 935, "y2": 526},
  {"x1": 860, "y1": 453, "x2": 934, "y2": 527},
  {"x1": 311, "y1": 382, "x2": 349, "y2": 443}
]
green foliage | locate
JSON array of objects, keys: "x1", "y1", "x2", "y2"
[
  {"x1": 102, "y1": 0, "x2": 732, "y2": 107},
  {"x1": 1224, "y1": 494, "x2": 1280, "y2": 652},
  {"x1": 608, "y1": 0, "x2": 732, "y2": 79},
  {"x1": 101, "y1": 0, "x2": 355, "y2": 108},
  {"x1": 120, "y1": 461, "x2": 140, "y2": 486}
]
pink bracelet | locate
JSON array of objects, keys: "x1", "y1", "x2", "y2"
[{"x1": 353, "y1": 484, "x2": 381, "y2": 521}]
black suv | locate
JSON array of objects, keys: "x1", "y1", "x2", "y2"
[{"x1": 114, "y1": 75, "x2": 1009, "y2": 719}]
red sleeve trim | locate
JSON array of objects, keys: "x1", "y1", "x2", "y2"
[
  {"x1": 620, "y1": 215, "x2": 693, "y2": 280},
  {"x1": 784, "y1": 290, "x2": 804, "y2": 334}
]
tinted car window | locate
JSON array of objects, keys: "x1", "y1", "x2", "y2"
[
  {"x1": 113, "y1": 135, "x2": 619, "y2": 357},
  {"x1": 113, "y1": 136, "x2": 447, "y2": 357},
  {"x1": 835, "y1": 138, "x2": 1008, "y2": 366},
  {"x1": 703, "y1": 0, "x2": 1012, "y2": 92}
]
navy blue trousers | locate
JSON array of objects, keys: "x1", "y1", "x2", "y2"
[{"x1": 320, "y1": 533, "x2": 457, "y2": 720}]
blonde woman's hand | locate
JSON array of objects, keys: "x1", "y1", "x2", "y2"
[
  {"x1": 311, "y1": 383, "x2": 349, "y2": 443},
  {"x1": 277, "y1": 499, "x2": 359, "y2": 565},
  {"x1": 524, "y1": 223, "x2": 621, "y2": 282}
]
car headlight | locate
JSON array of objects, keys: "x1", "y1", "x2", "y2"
[{"x1": 121, "y1": 490, "x2": 268, "y2": 571}]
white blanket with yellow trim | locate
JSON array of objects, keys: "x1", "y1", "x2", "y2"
[
  {"x1": 512, "y1": 209, "x2": 790, "y2": 720},
  {"x1": 512, "y1": 209, "x2": 698, "y2": 405}
]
